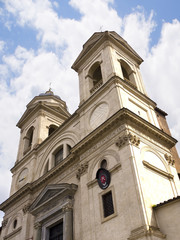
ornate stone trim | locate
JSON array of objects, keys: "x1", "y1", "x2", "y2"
[
  {"x1": 23, "y1": 203, "x2": 31, "y2": 214},
  {"x1": 128, "y1": 225, "x2": 166, "y2": 240},
  {"x1": 2, "y1": 218, "x2": 8, "y2": 228},
  {"x1": 116, "y1": 133, "x2": 140, "y2": 149},
  {"x1": 128, "y1": 133, "x2": 140, "y2": 146},
  {"x1": 90, "y1": 79, "x2": 103, "y2": 94},
  {"x1": 76, "y1": 162, "x2": 88, "y2": 180},
  {"x1": 164, "y1": 154, "x2": 175, "y2": 166},
  {"x1": 4, "y1": 227, "x2": 22, "y2": 240},
  {"x1": 62, "y1": 203, "x2": 73, "y2": 212},
  {"x1": 143, "y1": 161, "x2": 174, "y2": 179},
  {"x1": 34, "y1": 222, "x2": 42, "y2": 229},
  {"x1": 87, "y1": 162, "x2": 121, "y2": 188}
]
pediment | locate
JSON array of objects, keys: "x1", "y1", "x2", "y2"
[
  {"x1": 29, "y1": 184, "x2": 78, "y2": 215},
  {"x1": 72, "y1": 31, "x2": 143, "y2": 71},
  {"x1": 17, "y1": 101, "x2": 70, "y2": 128}
]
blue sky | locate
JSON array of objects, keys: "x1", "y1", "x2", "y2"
[{"x1": 0, "y1": 0, "x2": 180, "y2": 223}]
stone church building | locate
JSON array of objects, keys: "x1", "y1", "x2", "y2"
[{"x1": 0, "y1": 31, "x2": 180, "y2": 240}]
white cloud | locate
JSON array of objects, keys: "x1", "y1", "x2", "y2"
[
  {"x1": 141, "y1": 19, "x2": 180, "y2": 153},
  {"x1": 0, "y1": 41, "x2": 5, "y2": 52},
  {"x1": 122, "y1": 8, "x2": 156, "y2": 58},
  {"x1": 2, "y1": 0, "x2": 178, "y2": 224}
]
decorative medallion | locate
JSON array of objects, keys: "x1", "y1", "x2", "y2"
[{"x1": 96, "y1": 168, "x2": 111, "y2": 189}]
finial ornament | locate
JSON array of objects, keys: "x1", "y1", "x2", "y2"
[
  {"x1": 99, "y1": 26, "x2": 103, "y2": 32},
  {"x1": 49, "y1": 82, "x2": 52, "y2": 91}
]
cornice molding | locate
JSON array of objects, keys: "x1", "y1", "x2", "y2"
[
  {"x1": 142, "y1": 161, "x2": 174, "y2": 179},
  {"x1": 1, "y1": 154, "x2": 77, "y2": 211},
  {"x1": 4, "y1": 227, "x2": 22, "y2": 240},
  {"x1": 2, "y1": 109, "x2": 177, "y2": 211},
  {"x1": 17, "y1": 102, "x2": 70, "y2": 128},
  {"x1": 78, "y1": 75, "x2": 156, "y2": 111},
  {"x1": 72, "y1": 108, "x2": 177, "y2": 156}
]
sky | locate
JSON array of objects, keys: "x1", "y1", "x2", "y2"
[{"x1": 0, "y1": 0, "x2": 180, "y2": 223}]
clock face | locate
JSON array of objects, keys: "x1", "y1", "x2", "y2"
[
  {"x1": 17, "y1": 168, "x2": 28, "y2": 187},
  {"x1": 96, "y1": 168, "x2": 111, "y2": 189}
]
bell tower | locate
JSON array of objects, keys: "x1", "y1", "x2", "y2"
[
  {"x1": 72, "y1": 31, "x2": 160, "y2": 139},
  {"x1": 0, "y1": 31, "x2": 180, "y2": 240},
  {"x1": 10, "y1": 89, "x2": 70, "y2": 195},
  {"x1": 72, "y1": 31, "x2": 147, "y2": 104}
]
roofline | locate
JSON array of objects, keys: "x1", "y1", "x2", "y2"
[{"x1": 153, "y1": 196, "x2": 180, "y2": 208}]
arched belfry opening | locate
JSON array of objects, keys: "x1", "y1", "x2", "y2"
[
  {"x1": 48, "y1": 124, "x2": 58, "y2": 136},
  {"x1": 120, "y1": 60, "x2": 136, "y2": 88},
  {"x1": 88, "y1": 62, "x2": 103, "y2": 94},
  {"x1": 23, "y1": 126, "x2": 34, "y2": 155}
]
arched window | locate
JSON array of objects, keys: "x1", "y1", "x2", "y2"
[
  {"x1": 92, "y1": 65, "x2": 102, "y2": 86},
  {"x1": 23, "y1": 126, "x2": 34, "y2": 154},
  {"x1": 121, "y1": 66, "x2": 129, "y2": 80},
  {"x1": 54, "y1": 146, "x2": 64, "y2": 166},
  {"x1": 120, "y1": 60, "x2": 136, "y2": 88},
  {"x1": 101, "y1": 159, "x2": 107, "y2": 169},
  {"x1": 48, "y1": 124, "x2": 58, "y2": 136},
  {"x1": 88, "y1": 62, "x2": 103, "y2": 93}
]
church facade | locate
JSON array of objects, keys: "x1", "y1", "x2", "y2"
[{"x1": 0, "y1": 31, "x2": 180, "y2": 240}]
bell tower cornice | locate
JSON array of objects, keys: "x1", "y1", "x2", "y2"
[{"x1": 72, "y1": 31, "x2": 143, "y2": 72}]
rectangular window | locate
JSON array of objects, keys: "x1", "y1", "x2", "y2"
[
  {"x1": 102, "y1": 191, "x2": 114, "y2": 218},
  {"x1": 49, "y1": 222, "x2": 63, "y2": 240}
]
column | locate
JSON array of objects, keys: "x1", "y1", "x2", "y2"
[
  {"x1": 63, "y1": 204, "x2": 73, "y2": 240},
  {"x1": 34, "y1": 222, "x2": 42, "y2": 240}
]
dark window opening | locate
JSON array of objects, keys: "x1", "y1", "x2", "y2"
[
  {"x1": 93, "y1": 65, "x2": 102, "y2": 85},
  {"x1": 49, "y1": 222, "x2": 63, "y2": 240},
  {"x1": 55, "y1": 148, "x2": 63, "y2": 166},
  {"x1": 122, "y1": 66, "x2": 129, "y2": 80},
  {"x1": 24, "y1": 126, "x2": 34, "y2": 154},
  {"x1": 49, "y1": 125, "x2": 58, "y2": 136},
  {"x1": 101, "y1": 159, "x2": 107, "y2": 169},
  {"x1": 102, "y1": 191, "x2": 114, "y2": 218},
  {"x1": 29, "y1": 130, "x2": 33, "y2": 147},
  {"x1": 13, "y1": 219, "x2": 17, "y2": 229}
]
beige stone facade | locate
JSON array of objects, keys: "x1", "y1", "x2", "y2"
[{"x1": 0, "y1": 31, "x2": 180, "y2": 240}]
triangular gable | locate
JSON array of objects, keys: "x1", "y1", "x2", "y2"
[
  {"x1": 17, "y1": 101, "x2": 70, "y2": 128},
  {"x1": 72, "y1": 31, "x2": 143, "y2": 71},
  {"x1": 29, "y1": 184, "x2": 78, "y2": 215}
]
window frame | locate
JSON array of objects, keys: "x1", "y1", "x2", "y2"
[
  {"x1": 99, "y1": 186, "x2": 117, "y2": 223},
  {"x1": 42, "y1": 216, "x2": 64, "y2": 240}
]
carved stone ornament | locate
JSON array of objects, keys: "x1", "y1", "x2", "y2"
[
  {"x1": 128, "y1": 225, "x2": 166, "y2": 240},
  {"x1": 164, "y1": 154, "x2": 175, "y2": 166},
  {"x1": 116, "y1": 133, "x2": 140, "y2": 149},
  {"x1": 34, "y1": 222, "x2": 42, "y2": 229},
  {"x1": 2, "y1": 218, "x2": 8, "y2": 228},
  {"x1": 76, "y1": 162, "x2": 88, "y2": 180},
  {"x1": 23, "y1": 203, "x2": 31, "y2": 214},
  {"x1": 62, "y1": 202, "x2": 73, "y2": 212}
]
